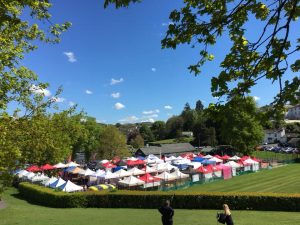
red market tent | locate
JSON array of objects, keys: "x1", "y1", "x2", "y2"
[
  {"x1": 40, "y1": 164, "x2": 55, "y2": 170},
  {"x1": 126, "y1": 159, "x2": 145, "y2": 166},
  {"x1": 197, "y1": 166, "x2": 213, "y2": 174},
  {"x1": 102, "y1": 162, "x2": 116, "y2": 168},
  {"x1": 221, "y1": 155, "x2": 231, "y2": 160},
  {"x1": 240, "y1": 156, "x2": 250, "y2": 161},
  {"x1": 26, "y1": 165, "x2": 41, "y2": 172},
  {"x1": 214, "y1": 155, "x2": 223, "y2": 159},
  {"x1": 138, "y1": 173, "x2": 161, "y2": 183},
  {"x1": 252, "y1": 157, "x2": 262, "y2": 162}
]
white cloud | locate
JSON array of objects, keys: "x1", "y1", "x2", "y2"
[
  {"x1": 164, "y1": 105, "x2": 173, "y2": 110},
  {"x1": 142, "y1": 114, "x2": 159, "y2": 119},
  {"x1": 30, "y1": 85, "x2": 51, "y2": 97},
  {"x1": 142, "y1": 109, "x2": 160, "y2": 115},
  {"x1": 141, "y1": 118, "x2": 155, "y2": 123},
  {"x1": 151, "y1": 67, "x2": 156, "y2": 72},
  {"x1": 111, "y1": 92, "x2": 121, "y2": 99},
  {"x1": 97, "y1": 119, "x2": 106, "y2": 123},
  {"x1": 114, "y1": 102, "x2": 125, "y2": 110},
  {"x1": 69, "y1": 101, "x2": 75, "y2": 107},
  {"x1": 161, "y1": 22, "x2": 174, "y2": 26},
  {"x1": 63, "y1": 52, "x2": 77, "y2": 63},
  {"x1": 85, "y1": 90, "x2": 93, "y2": 95},
  {"x1": 119, "y1": 116, "x2": 139, "y2": 124},
  {"x1": 51, "y1": 97, "x2": 65, "y2": 103},
  {"x1": 254, "y1": 96, "x2": 261, "y2": 101},
  {"x1": 110, "y1": 78, "x2": 124, "y2": 85}
]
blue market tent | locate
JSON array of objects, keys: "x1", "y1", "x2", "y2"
[{"x1": 191, "y1": 157, "x2": 205, "y2": 162}]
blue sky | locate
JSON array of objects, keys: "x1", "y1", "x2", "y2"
[{"x1": 20, "y1": 0, "x2": 299, "y2": 124}]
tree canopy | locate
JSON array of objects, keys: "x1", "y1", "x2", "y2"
[{"x1": 105, "y1": 0, "x2": 300, "y2": 111}]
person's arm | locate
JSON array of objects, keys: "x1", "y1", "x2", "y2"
[{"x1": 158, "y1": 207, "x2": 163, "y2": 214}]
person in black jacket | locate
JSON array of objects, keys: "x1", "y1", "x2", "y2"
[
  {"x1": 223, "y1": 204, "x2": 234, "y2": 225},
  {"x1": 158, "y1": 200, "x2": 174, "y2": 225}
]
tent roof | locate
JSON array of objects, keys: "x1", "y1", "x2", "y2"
[
  {"x1": 197, "y1": 166, "x2": 213, "y2": 174},
  {"x1": 78, "y1": 168, "x2": 95, "y2": 176},
  {"x1": 118, "y1": 176, "x2": 145, "y2": 186},
  {"x1": 113, "y1": 169, "x2": 132, "y2": 177},
  {"x1": 170, "y1": 170, "x2": 189, "y2": 179},
  {"x1": 225, "y1": 161, "x2": 241, "y2": 168},
  {"x1": 127, "y1": 167, "x2": 146, "y2": 176},
  {"x1": 66, "y1": 162, "x2": 80, "y2": 167},
  {"x1": 138, "y1": 173, "x2": 161, "y2": 183},
  {"x1": 26, "y1": 165, "x2": 41, "y2": 172},
  {"x1": 40, "y1": 164, "x2": 55, "y2": 170},
  {"x1": 229, "y1": 155, "x2": 241, "y2": 161},
  {"x1": 58, "y1": 180, "x2": 83, "y2": 192},
  {"x1": 53, "y1": 162, "x2": 67, "y2": 168},
  {"x1": 50, "y1": 178, "x2": 66, "y2": 188},
  {"x1": 155, "y1": 172, "x2": 177, "y2": 181}
]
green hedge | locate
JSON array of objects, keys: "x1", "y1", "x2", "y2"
[{"x1": 18, "y1": 182, "x2": 300, "y2": 211}]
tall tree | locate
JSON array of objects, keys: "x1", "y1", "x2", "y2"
[
  {"x1": 218, "y1": 97, "x2": 264, "y2": 154},
  {"x1": 129, "y1": 134, "x2": 144, "y2": 149},
  {"x1": 166, "y1": 116, "x2": 184, "y2": 138},
  {"x1": 97, "y1": 126, "x2": 129, "y2": 159},
  {"x1": 195, "y1": 100, "x2": 204, "y2": 112},
  {"x1": 139, "y1": 124, "x2": 155, "y2": 142},
  {"x1": 151, "y1": 121, "x2": 166, "y2": 140},
  {"x1": 105, "y1": 0, "x2": 300, "y2": 111}
]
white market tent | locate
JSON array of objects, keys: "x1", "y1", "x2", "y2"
[
  {"x1": 229, "y1": 155, "x2": 241, "y2": 161},
  {"x1": 17, "y1": 170, "x2": 29, "y2": 178},
  {"x1": 31, "y1": 174, "x2": 49, "y2": 183},
  {"x1": 127, "y1": 167, "x2": 146, "y2": 176},
  {"x1": 166, "y1": 164, "x2": 178, "y2": 171},
  {"x1": 66, "y1": 162, "x2": 80, "y2": 167},
  {"x1": 118, "y1": 176, "x2": 145, "y2": 187},
  {"x1": 113, "y1": 169, "x2": 132, "y2": 178},
  {"x1": 99, "y1": 171, "x2": 118, "y2": 179},
  {"x1": 43, "y1": 177, "x2": 57, "y2": 186},
  {"x1": 58, "y1": 180, "x2": 83, "y2": 192},
  {"x1": 49, "y1": 178, "x2": 66, "y2": 188},
  {"x1": 100, "y1": 159, "x2": 109, "y2": 164},
  {"x1": 144, "y1": 166, "x2": 157, "y2": 173},
  {"x1": 170, "y1": 170, "x2": 189, "y2": 179},
  {"x1": 203, "y1": 154, "x2": 213, "y2": 159},
  {"x1": 24, "y1": 172, "x2": 36, "y2": 180},
  {"x1": 53, "y1": 162, "x2": 67, "y2": 169},
  {"x1": 151, "y1": 163, "x2": 169, "y2": 172},
  {"x1": 172, "y1": 158, "x2": 191, "y2": 165},
  {"x1": 78, "y1": 168, "x2": 96, "y2": 176},
  {"x1": 155, "y1": 172, "x2": 177, "y2": 181},
  {"x1": 210, "y1": 157, "x2": 223, "y2": 163},
  {"x1": 188, "y1": 162, "x2": 202, "y2": 169},
  {"x1": 164, "y1": 156, "x2": 177, "y2": 162},
  {"x1": 244, "y1": 158, "x2": 259, "y2": 171},
  {"x1": 225, "y1": 161, "x2": 241, "y2": 176},
  {"x1": 93, "y1": 169, "x2": 105, "y2": 177}
]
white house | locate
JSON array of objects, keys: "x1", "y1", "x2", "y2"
[
  {"x1": 286, "y1": 105, "x2": 300, "y2": 120},
  {"x1": 263, "y1": 128, "x2": 286, "y2": 144}
]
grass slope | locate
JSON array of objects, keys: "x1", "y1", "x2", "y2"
[
  {"x1": 177, "y1": 164, "x2": 300, "y2": 193},
  {"x1": 1, "y1": 189, "x2": 300, "y2": 225}
]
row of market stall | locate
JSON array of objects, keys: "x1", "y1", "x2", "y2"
[{"x1": 15, "y1": 153, "x2": 264, "y2": 192}]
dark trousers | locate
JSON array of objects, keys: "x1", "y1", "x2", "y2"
[{"x1": 162, "y1": 219, "x2": 173, "y2": 225}]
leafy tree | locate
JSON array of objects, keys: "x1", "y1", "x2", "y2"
[
  {"x1": 195, "y1": 100, "x2": 204, "y2": 112},
  {"x1": 139, "y1": 124, "x2": 155, "y2": 142},
  {"x1": 166, "y1": 116, "x2": 184, "y2": 138},
  {"x1": 97, "y1": 126, "x2": 130, "y2": 159},
  {"x1": 218, "y1": 97, "x2": 264, "y2": 154},
  {"x1": 182, "y1": 109, "x2": 198, "y2": 131},
  {"x1": 105, "y1": 0, "x2": 300, "y2": 111},
  {"x1": 151, "y1": 121, "x2": 166, "y2": 140},
  {"x1": 129, "y1": 134, "x2": 144, "y2": 149}
]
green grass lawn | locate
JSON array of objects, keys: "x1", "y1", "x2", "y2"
[
  {"x1": 253, "y1": 151, "x2": 299, "y2": 161},
  {"x1": 1, "y1": 188, "x2": 300, "y2": 225},
  {"x1": 176, "y1": 164, "x2": 300, "y2": 193}
]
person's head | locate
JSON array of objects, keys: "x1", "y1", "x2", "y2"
[
  {"x1": 223, "y1": 204, "x2": 231, "y2": 215},
  {"x1": 164, "y1": 200, "x2": 170, "y2": 207}
]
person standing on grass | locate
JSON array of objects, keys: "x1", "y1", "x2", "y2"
[
  {"x1": 222, "y1": 204, "x2": 234, "y2": 225},
  {"x1": 158, "y1": 200, "x2": 174, "y2": 225}
]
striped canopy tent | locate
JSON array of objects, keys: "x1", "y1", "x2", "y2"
[
  {"x1": 58, "y1": 180, "x2": 83, "y2": 192},
  {"x1": 49, "y1": 178, "x2": 66, "y2": 188},
  {"x1": 42, "y1": 177, "x2": 57, "y2": 186}
]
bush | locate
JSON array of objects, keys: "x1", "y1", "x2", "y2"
[{"x1": 18, "y1": 182, "x2": 300, "y2": 211}]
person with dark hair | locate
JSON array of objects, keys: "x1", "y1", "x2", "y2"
[
  {"x1": 158, "y1": 200, "x2": 174, "y2": 225},
  {"x1": 220, "y1": 204, "x2": 234, "y2": 225}
]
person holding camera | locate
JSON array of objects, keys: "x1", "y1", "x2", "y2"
[
  {"x1": 217, "y1": 204, "x2": 234, "y2": 225},
  {"x1": 158, "y1": 200, "x2": 174, "y2": 225}
]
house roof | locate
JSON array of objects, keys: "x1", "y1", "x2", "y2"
[{"x1": 138, "y1": 143, "x2": 195, "y2": 156}]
